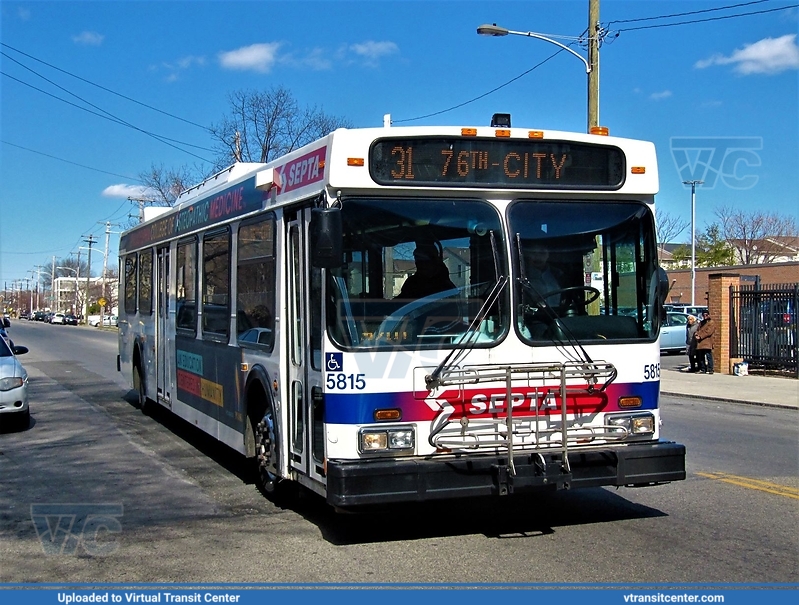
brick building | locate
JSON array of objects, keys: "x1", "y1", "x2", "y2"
[{"x1": 664, "y1": 262, "x2": 799, "y2": 305}]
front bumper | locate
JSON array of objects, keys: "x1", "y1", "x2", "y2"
[{"x1": 326, "y1": 441, "x2": 686, "y2": 508}]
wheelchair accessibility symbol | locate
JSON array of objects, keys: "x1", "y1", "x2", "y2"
[{"x1": 326, "y1": 353, "x2": 343, "y2": 372}]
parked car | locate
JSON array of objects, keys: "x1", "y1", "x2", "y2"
[
  {"x1": 51, "y1": 312, "x2": 66, "y2": 325},
  {"x1": 101, "y1": 315, "x2": 119, "y2": 327},
  {"x1": 32, "y1": 311, "x2": 47, "y2": 322},
  {"x1": 660, "y1": 312, "x2": 690, "y2": 354},
  {"x1": 664, "y1": 304, "x2": 708, "y2": 317},
  {"x1": 64, "y1": 314, "x2": 79, "y2": 326},
  {"x1": 0, "y1": 336, "x2": 29, "y2": 428}
]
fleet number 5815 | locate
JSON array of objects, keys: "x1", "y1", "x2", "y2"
[{"x1": 643, "y1": 363, "x2": 661, "y2": 380}]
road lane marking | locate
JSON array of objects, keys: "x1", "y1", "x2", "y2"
[{"x1": 697, "y1": 471, "x2": 799, "y2": 500}]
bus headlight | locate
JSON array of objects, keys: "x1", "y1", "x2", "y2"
[
  {"x1": 359, "y1": 427, "x2": 415, "y2": 454},
  {"x1": 607, "y1": 412, "x2": 655, "y2": 436}
]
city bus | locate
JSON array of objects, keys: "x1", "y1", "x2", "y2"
[{"x1": 117, "y1": 118, "x2": 685, "y2": 508}]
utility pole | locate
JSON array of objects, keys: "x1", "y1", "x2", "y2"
[
  {"x1": 587, "y1": 0, "x2": 600, "y2": 131},
  {"x1": 51, "y1": 256, "x2": 56, "y2": 311},
  {"x1": 83, "y1": 235, "x2": 97, "y2": 324},
  {"x1": 99, "y1": 221, "x2": 120, "y2": 313}
]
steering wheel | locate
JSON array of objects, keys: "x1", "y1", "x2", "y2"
[{"x1": 543, "y1": 286, "x2": 601, "y2": 311}]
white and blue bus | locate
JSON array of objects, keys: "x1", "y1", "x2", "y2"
[{"x1": 118, "y1": 119, "x2": 685, "y2": 508}]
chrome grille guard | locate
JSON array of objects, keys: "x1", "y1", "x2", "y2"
[{"x1": 426, "y1": 361, "x2": 618, "y2": 476}]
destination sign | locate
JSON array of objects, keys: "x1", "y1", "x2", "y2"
[{"x1": 370, "y1": 137, "x2": 625, "y2": 189}]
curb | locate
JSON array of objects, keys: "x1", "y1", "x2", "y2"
[{"x1": 660, "y1": 390, "x2": 796, "y2": 411}]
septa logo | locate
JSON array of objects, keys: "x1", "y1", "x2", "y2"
[{"x1": 426, "y1": 387, "x2": 608, "y2": 422}]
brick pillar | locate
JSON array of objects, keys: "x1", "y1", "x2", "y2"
[{"x1": 707, "y1": 273, "x2": 741, "y2": 375}]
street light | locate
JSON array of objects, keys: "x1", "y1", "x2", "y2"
[
  {"x1": 683, "y1": 180, "x2": 704, "y2": 306},
  {"x1": 477, "y1": 16, "x2": 601, "y2": 131},
  {"x1": 476, "y1": 24, "x2": 591, "y2": 73}
]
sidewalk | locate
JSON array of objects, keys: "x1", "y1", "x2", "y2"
[{"x1": 660, "y1": 365, "x2": 799, "y2": 410}]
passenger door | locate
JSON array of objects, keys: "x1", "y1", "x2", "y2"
[{"x1": 285, "y1": 210, "x2": 325, "y2": 485}]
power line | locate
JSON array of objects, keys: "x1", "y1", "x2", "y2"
[
  {"x1": 0, "y1": 42, "x2": 210, "y2": 132},
  {"x1": 614, "y1": 3, "x2": 798, "y2": 33},
  {"x1": 1, "y1": 67, "x2": 215, "y2": 161},
  {"x1": 1, "y1": 140, "x2": 144, "y2": 181},
  {"x1": 606, "y1": 0, "x2": 772, "y2": 26},
  {"x1": 393, "y1": 47, "x2": 569, "y2": 123}
]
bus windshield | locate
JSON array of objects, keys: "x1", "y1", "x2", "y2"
[
  {"x1": 508, "y1": 200, "x2": 660, "y2": 344},
  {"x1": 327, "y1": 197, "x2": 508, "y2": 349}
]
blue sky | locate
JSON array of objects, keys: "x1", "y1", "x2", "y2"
[{"x1": 1, "y1": 0, "x2": 798, "y2": 290}]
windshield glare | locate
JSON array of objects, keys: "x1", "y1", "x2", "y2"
[
  {"x1": 508, "y1": 200, "x2": 660, "y2": 344},
  {"x1": 327, "y1": 198, "x2": 507, "y2": 349}
]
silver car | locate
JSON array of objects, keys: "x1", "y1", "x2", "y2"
[
  {"x1": 0, "y1": 336, "x2": 30, "y2": 428},
  {"x1": 660, "y1": 312, "x2": 690, "y2": 354}
]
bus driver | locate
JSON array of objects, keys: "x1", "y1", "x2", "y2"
[{"x1": 397, "y1": 241, "x2": 456, "y2": 299}]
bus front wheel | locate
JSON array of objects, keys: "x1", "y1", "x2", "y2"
[{"x1": 253, "y1": 402, "x2": 281, "y2": 495}]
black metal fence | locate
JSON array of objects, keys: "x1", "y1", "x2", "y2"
[{"x1": 730, "y1": 283, "x2": 798, "y2": 377}]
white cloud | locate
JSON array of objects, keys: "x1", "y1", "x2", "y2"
[
  {"x1": 176, "y1": 55, "x2": 206, "y2": 70},
  {"x1": 650, "y1": 90, "x2": 673, "y2": 100},
  {"x1": 695, "y1": 34, "x2": 799, "y2": 74},
  {"x1": 349, "y1": 40, "x2": 399, "y2": 65},
  {"x1": 72, "y1": 31, "x2": 104, "y2": 46},
  {"x1": 219, "y1": 42, "x2": 282, "y2": 73},
  {"x1": 102, "y1": 184, "x2": 153, "y2": 199}
]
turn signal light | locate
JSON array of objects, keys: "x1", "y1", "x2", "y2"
[
  {"x1": 374, "y1": 409, "x2": 402, "y2": 421},
  {"x1": 618, "y1": 396, "x2": 642, "y2": 408},
  {"x1": 590, "y1": 126, "x2": 610, "y2": 136}
]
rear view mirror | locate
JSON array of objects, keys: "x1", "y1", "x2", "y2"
[
  {"x1": 658, "y1": 267, "x2": 670, "y2": 322},
  {"x1": 310, "y1": 207, "x2": 343, "y2": 269}
]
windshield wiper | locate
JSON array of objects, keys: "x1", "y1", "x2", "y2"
[
  {"x1": 426, "y1": 231, "x2": 506, "y2": 391},
  {"x1": 425, "y1": 275, "x2": 508, "y2": 391}
]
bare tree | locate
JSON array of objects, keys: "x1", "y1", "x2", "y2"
[
  {"x1": 656, "y1": 210, "x2": 689, "y2": 263},
  {"x1": 138, "y1": 163, "x2": 206, "y2": 207},
  {"x1": 715, "y1": 206, "x2": 799, "y2": 264},
  {"x1": 209, "y1": 86, "x2": 353, "y2": 169}
]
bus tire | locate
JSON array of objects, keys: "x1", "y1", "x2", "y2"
[
  {"x1": 133, "y1": 364, "x2": 149, "y2": 414},
  {"x1": 253, "y1": 400, "x2": 282, "y2": 496}
]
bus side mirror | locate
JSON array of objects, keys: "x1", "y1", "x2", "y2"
[
  {"x1": 310, "y1": 207, "x2": 343, "y2": 269},
  {"x1": 658, "y1": 267, "x2": 670, "y2": 322}
]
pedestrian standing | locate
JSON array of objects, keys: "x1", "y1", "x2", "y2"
[
  {"x1": 694, "y1": 310, "x2": 715, "y2": 374},
  {"x1": 685, "y1": 315, "x2": 700, "y2": 372}
]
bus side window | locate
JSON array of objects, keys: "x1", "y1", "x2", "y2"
[
  {"x1": 176, "y1": 239, "x2": 198, "y2": 332},
  {"x1": 236, "y1": 216, "x2": 276, "y2": 349}
]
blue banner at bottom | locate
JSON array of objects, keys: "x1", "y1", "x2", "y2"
[{"x1": 0, "y1": 588, "x2": 797, "y2": 605}]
